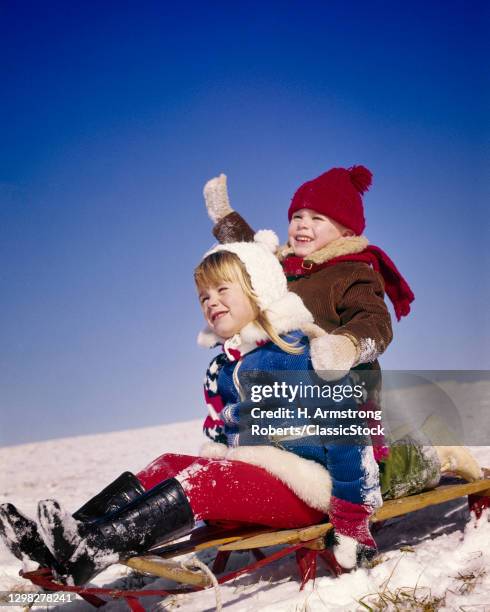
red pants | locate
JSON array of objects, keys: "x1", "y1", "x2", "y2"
[{"x1": 137, "y1": 453, "x2": 323, "y2": 529}]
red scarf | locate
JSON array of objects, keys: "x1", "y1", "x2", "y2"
[{"x1": 282, "y1": 245, "x2": 414, "y2": 321}]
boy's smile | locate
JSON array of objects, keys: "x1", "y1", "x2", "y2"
[
  {"x1": 199, "y1": 281, "x2": 255, "y2": 339},
  {"x1": 288, "y1": 208, "x2": 353, "y2": 257}
]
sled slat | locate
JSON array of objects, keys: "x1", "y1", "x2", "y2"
[
  {"x1": 124, "y1": 557, "x2": 211, "y2": 586},
  {"x1": 218, "y1": 523, "x2": 333, "y2": 551},
  {"x1": 153, "y1": 527, "x2": 272, "y2": 559},
  {"x1": 373, "y1": 476, "x2": 490, "y2": 522},
  {"x1": 219, "y1": 474, "x2": 490, "y2": 551}
]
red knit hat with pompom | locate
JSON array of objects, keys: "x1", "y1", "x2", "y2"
[{"x1": 288, "y1": 165, "x2": 373, "y2": 235}]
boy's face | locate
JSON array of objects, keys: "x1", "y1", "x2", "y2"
[
  {"x1": 288, "y1": 208, "x2": 353, "y2": 257},
  {"x1": 198, "y1": 281, "x2": 256, "y2": 339}
]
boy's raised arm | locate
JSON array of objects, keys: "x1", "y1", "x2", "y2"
[{"x1": 203, "y1": 174, "x2": 256, "y2": 244}]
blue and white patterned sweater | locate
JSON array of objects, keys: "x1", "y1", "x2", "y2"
[{"x1": 203, "y1": 331, "x2": 382, "y2": 509}]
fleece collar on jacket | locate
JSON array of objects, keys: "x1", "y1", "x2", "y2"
[
  {"x1": 277, "y1": 235, "x2": 369, "y2": 265},
  {"x1": 197, "y1": 291, "x2": 313, "y2": 360},
  {"x1": 279, "y1": 234, "x2": 415, "y2": 320}
]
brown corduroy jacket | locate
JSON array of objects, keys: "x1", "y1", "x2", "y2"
[{"x1": 213, "y1": 211, "x2": 393, "y2": 366}]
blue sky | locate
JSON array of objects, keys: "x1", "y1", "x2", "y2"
[{"x1": 1, "y1": 1, "x2": 489, "y2": 445}]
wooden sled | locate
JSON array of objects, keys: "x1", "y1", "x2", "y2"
[{"x1": 22, "y1": 471, "x2": 490, "y2": 610}]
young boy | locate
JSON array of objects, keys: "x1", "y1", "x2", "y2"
[{"x1": 203, "y1": 165, "x2": 414, "y2": 384}]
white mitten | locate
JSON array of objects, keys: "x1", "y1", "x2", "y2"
[
  {"x1": 203, "y1": 173, "x2": 234, "y2": 223},
  {"x1": 309, "y1": 333, "x2": 359, "y2": 381}
]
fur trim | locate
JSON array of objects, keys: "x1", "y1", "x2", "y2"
[
  {"x1": 254, "y1": 230, "x2": 279, "y2": 253},
  {"x1": 199, "y1": 442, "x2": 332, "y2": 512},
  {"x1": 197, "y1": 327, "x2": 223, "y2": 348},
  {"x1": 243, "y1": 292, "x2": 313, "y2": 343},
  {"x1": 334, "y1": 534, "x2": 359, "y2": 570},
  {"x1": 277, "y1": 235, "x2": 369, "y2": 264},
  {"x1": 356, "y1": 337, "x2": 379, "y2": 365},
  {"x1": 198, "y1": 291, "x2": 314, "y2": 350},
  {"x1": 200, "y1": 441, "x2": 229, "y2": 459},
  {"x1": 203, "y1": 240, "x2": 287, "y2": 311}
]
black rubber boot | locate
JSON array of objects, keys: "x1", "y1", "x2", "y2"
[
  {"x1": 40, "y1": 478, "x2": 195, "y2": 586},
  {"x1": 0, "y1": 472, "x2": 145, "y2": 570},
  {"x1": 73, "y1": 472, "x2": 145, "y2": 521},
  {"x1": 0, "y1": 504, "x2": 61, "y2": 571}
]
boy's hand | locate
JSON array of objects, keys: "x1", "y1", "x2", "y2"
[
  {"x1": 203, "y1": 174, "x2": 234, "y2": 223},
  {"x1": 309, "y1": 333, "x2": 359, "y2": 381}
]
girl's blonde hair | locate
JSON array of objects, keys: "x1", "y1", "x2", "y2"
[{"x1": 194, "y1": 250, "x2": 302, "y2": 355}]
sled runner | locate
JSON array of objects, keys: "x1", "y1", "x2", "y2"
[{"x1": 21, "y1": 470, "x2": 490, "y2": 611}]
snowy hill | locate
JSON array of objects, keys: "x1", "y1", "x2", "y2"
[{"x1": 1, "y1": 418, "x2": 490, "y2": 611}]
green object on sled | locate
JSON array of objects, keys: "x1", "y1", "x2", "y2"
[{"x1": 379, "y1": 437, "x2": 441, "y2": 500}]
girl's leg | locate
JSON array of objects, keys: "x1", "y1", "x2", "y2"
[
  {"x1": 136, "y1": 454, "x2": 201, "y2": 489},
  {"x1": 35, "y1": 457, "x2": 324, "y2": 585},
  {"x1": 174, "y1": 457, "x2": 324, "y2": 528},
  {"x1": 0, "y1": 471, "x2": 145, "y2": 568},
  {"x1": 324, "y1": 445, "x2": 380, "y2": 569}
]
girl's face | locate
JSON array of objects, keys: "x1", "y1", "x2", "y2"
[{"x1": 198, "y1": 280, "x2": 256, "y2": 339}]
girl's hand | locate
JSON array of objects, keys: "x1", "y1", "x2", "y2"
[{"x1": 203, "y1": 173, "x2": 234, "y2": 223}]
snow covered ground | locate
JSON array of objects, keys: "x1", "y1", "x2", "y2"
[{"x1": 1, "y1": 415, "x2": 490, "y2": 611}]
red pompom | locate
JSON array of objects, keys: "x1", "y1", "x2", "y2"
[{"x1": 348, "y1": 165, "x2": 373, "y2": 194}]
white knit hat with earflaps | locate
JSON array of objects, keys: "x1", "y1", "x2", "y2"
[{"x1": 197, "y1": 231, "x2": 314, "y2": 347}]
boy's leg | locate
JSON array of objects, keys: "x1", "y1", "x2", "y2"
[{"x1": 379, "y1": 439, "x2": 440, "y2": 500}]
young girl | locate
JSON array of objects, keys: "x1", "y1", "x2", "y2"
[{"x1": 0, "y1": 237, "x2": 475, "y2": 586}]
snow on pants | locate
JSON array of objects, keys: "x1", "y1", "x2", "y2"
[{"x1": 136, "y1": 453, "x2": 324, "y2": 528}]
